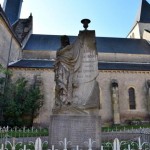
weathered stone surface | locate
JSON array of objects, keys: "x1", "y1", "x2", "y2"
[
  {"x1": 0, "y1": 17, "x2": 21, "y2": 67},
  {"x1": 97, "y1": 70, "x2": 150, "y2": 123},
  {"x1": 10, "y1": 68, "x2": 55, "y2": 126},
  {"x1": 13, "y1": 15, "x2": 32, "y2": 43},
  {"x1": 11, "y1": 68, "x2": 150, "y2": 125},
  {"x1": 1, "y1": 0, "x2": 150, "y2": 127},
  {"x1": 111, "y1": 80, "x2": 120, "y2": 124},
  {"x1": 49, "y1": 30, "x2": 101, "y2": 149},
  {"x1": 49, "y1": 115, "x2": 101, "y2": 149},
  {"x1": 54, "y1": 30, "x2": 100, "y2": 112}
]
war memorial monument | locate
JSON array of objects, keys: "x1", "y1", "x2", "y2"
[{"x1": 49, "y1": 19, "x2": 101, "y2": 149}]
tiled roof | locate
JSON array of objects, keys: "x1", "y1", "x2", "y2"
[
  {"x1": 23, "y1": 34, "x2": 76, "y2": 51},
  {"x1": 8, "y1": 59, "x2": 54, "y2": 69},
  {"x1": 4, "y1": 0, "x2": 23, "y2": 25},
  {"x1": 8, "y1": 60, "x2": 150, "y2": 71},
  {"x1": 24, "y1": 34, "x2": 150, "y2": 54},
  {"x1": 96, "y1": 37, "x2": 150, "y2": 54}
]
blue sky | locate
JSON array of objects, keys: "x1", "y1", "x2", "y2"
[{"x1": 0, "y1": 0, "x2": 150, "y2": 37}]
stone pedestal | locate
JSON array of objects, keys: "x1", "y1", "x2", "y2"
[
  {"x1": 50, "y1": 29, "x2": 101, "y2": 149},
  {"x1": 49, "y1": 115, "x2": 101, "y2": 149}
]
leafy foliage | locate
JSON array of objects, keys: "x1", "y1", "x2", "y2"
[{"x1": 0, "y1": 65, "x2": 43, "y2": 127}]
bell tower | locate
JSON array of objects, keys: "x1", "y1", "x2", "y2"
[{"x1": 3, "y1": 0, "x2": 23, "y2": 25}]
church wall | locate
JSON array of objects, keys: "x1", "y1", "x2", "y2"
[
  {"x1": 9, "y1": 39, "x2": 22, "y2": 63},
  {"x1": 22, "y1": 50, "x2": 56, "y2": 60},
  {"x1": 0, "y1": 17, "x2": 12, "y2": 67},
  {"x1": 98, "y1": 53, "x2": 150, "y2": 63},
  {"x1": 143, "y1": 30, "x2": 150, "y2": 42},
  {"x1": 0, "y1": 17, "x2": 21, "y2": 67},
  {"x1": 98, "y1": 71, "x2": 149, "y2": 124},
  {"x1": 139, "y1": 23, "x2": 150, "y2": 38},
  {"x1": 9, "y1": 68, "x2": 55, "y2": 127},
  {"x1": 127, "y1": 23, "x2": 140, "y2": 39},
  {"x1": 9, "y1": 68, "x2": 150, "y2": 126},
  {"x1": 127, "y1": 23, "x2": 150, "y2": 39}
]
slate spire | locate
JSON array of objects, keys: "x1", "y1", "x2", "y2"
[
  {"x1": 3, "y1": 0, "x2": 23, "y2": 25},
  {"x1": 137, "y1": 0, "x2": 150, "y2": 23}
]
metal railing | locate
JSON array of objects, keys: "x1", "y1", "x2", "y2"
[
  {"x1": 0, "y1": 126, "x2": 48, "y2": 145},
  {"x1": 1, "y1": 126, "x2": 150, "y2": 150},
  {"x1": 1, "y1": 137, "x2": 150, "y2": 150}
]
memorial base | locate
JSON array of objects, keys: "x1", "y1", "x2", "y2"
[{"x1": 49, "y1": 115, "x2": 101, "y2": 150}]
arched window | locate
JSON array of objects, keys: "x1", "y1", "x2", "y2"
[{"x1": 128, "y1": 87, "x2": 136, "y2": 109}]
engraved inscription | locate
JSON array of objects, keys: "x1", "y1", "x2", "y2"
[
  {"x1": 74, "y1": 53, "x2": 98, "y2": 83},
  {"x1": 49, "y1": 115, "x2": 101, "y2": 148}
]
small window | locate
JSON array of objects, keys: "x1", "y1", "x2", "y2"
[{"x1": 128, "y1": 87, "x2": 136, "y2": 109}]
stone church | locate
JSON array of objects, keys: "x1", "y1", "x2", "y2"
[{"x1": 0, "y1": 0, "x2": 150, "y2": 126}]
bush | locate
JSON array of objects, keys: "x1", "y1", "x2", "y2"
[{"x1": 0, "y1": 66, "x2": 43, "y2": 127}]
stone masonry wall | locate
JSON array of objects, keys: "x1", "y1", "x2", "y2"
[
  {"x1": 0, "y1": 17, "x2": 21, "y2": 68},
  {"x1": 9, "y1": 39, "x2": 22, "y2": 63},
  {"x1": 10, "y1": 68, "x2": 150, "y2": 126},
  {"x1": 98, "y1": 70, "x2": 150, "y2": 124},
  {"x1": 98, "y1": 53, "x2": 150, "y2": 63},
  {"x1": 0, "y1": 17, "x2": 12, "y2": 67},
  {"x1": 10, "y1": 68, "x2": 55, "y2": 127}
]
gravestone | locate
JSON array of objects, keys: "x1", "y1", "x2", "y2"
[{"x1": 49, "y1": 20, "x2": 101, "y2": 149}]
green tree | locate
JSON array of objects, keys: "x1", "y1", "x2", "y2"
[
  {"x1": 0, "y1": 64, "x2": 11, "y2": 124},
  {"x1": 0, "y1": 65, "x2": 43, "y2": 127}
]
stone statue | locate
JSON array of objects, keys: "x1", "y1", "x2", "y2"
[
  {"x1": 49, "y1": 23, "x2": 101, "y2": 150},
  {"x1": 111, "y1": 80, "x2": 120, "y2": 124},
  {"x1": 54, "y1": 35, "x2": 82, "y2": 107},
  {"x1": 54, "y1": 31, "x2": 100, "y2": 113}
]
